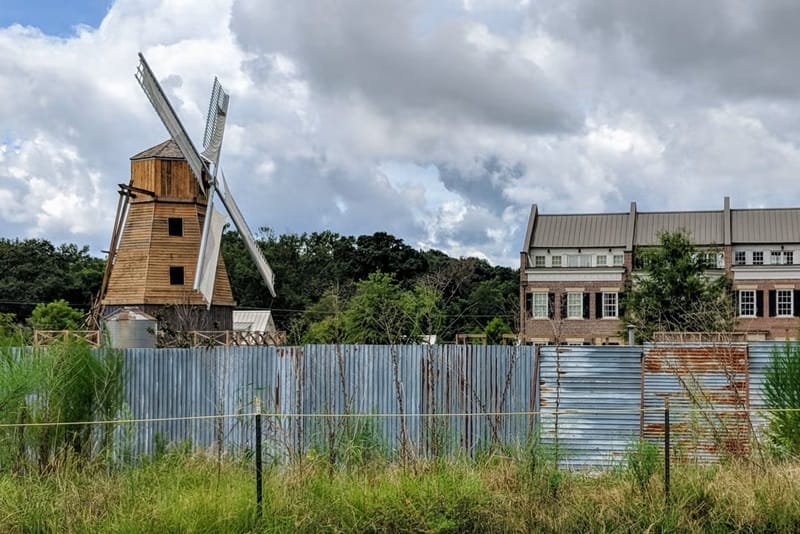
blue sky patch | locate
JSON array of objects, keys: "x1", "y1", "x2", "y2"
[{"x1": 0, "y1": 1, "x2": 111, "y2": 36}]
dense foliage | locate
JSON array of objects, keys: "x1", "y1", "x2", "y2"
[
  {"x1": 0, "y1": 231, "x2": 518, "y2": 342},
  {"x1": 223, "y1": 229, "x2": 517, "y2": 342},
  {"x1": 622, "y1": 231, "x2": 732, "y2": 342},
  {"x1": 764, "y1": 342, "x2": 800, "y2": 456},
  {"x1": 0, "y1": 239, "x2": 104, "y2": 320}
]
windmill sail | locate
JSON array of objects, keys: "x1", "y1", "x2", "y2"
[
  {"x1": 201, "y1": 77, "x2": 229, "y2": 175},
  {"x1": 136, "y1": 52, "x2": 277, "y2": 303},
  {"x1": 136, "y1": 53, "x2": 207, "y2": 194},
  {"x1": 218, "y1": 173, "x2": 277, "y2": 298},
  {"x1": 195, "y1": 203, "x2": 226, "y2": 306}
]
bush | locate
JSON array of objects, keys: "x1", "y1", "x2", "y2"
[
  {"x1": 27, "y1": 299, "x2": 84, "y2": 331},
  {"x1": 764, "y1": 342, "x2": 800, "y2": 456}
]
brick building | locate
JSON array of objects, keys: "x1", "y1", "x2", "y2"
[{"x1": 520, "y1": 197, "x2": 800, "y2": 344}]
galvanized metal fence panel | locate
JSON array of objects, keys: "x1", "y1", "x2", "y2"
[
  {"x1": 122, "y1": 348, "x2": 218, "y2": 456},
  {"x1": 120, "y1": 345, "x2": 536, "y2": 459},
  {"x1": 537, "y1": 346, "x2": 643, "y2": 469},
  {"x1": 421, "y1": 345, "x2": 537, "y2": 456},
  {"x1": 642, "y1": 344, "x2": 750, "y2": 461}
]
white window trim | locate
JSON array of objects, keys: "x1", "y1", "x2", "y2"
[
  {"x1": 602, "y1": 292, "x2": 618, "y2": 319},
  {"x1": 612, "y1": 254, "x2": 624, "y2": 266},
  {"x1": 532, "y1": 293, "x2": 548, "y2": 319},
  {"x1": 777, "y1": 289, "x2": 794, "y2": 317},
  {"x1": 567, "y1": 292, "x2": 583, "y2": 319},
  {"x1": 739, "y1": 289, "x2": 756, "y2": 318}
]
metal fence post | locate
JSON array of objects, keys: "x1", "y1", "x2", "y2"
[
  {"x1": 254, "y1": 396, "x2": 263, "y2": 521},
  {"x1": 664, "y1": 397, "x2": 670, "y2": 504}
]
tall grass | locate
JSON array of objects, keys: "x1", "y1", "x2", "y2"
[
  {"x1": 2, "y1": 450, "x2": 800, "y2": 532},
  {"x1": 0, "y1": 339, "x2": 123, "y2": 474}
]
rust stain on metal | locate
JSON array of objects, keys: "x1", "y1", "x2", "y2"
[{"x1": 645, "y1": 346, "x2": 747, "y2": 374}]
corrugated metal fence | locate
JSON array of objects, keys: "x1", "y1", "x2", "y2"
[
  {"x1": 121, "y1": 344, "x2": 537, "y2": 459},
  {"x1": 117, "y1": 342, "x2": 791, "y2": 465}
]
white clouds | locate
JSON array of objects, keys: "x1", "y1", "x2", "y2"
[{"x1": 4, "y1": 0, "x2": 800, "y2": 266}]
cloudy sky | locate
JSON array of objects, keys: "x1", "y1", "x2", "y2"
[{"x1": 3, "y1": 1, "x2": 800, "y2": 267}]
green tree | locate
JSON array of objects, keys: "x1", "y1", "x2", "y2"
[
  {"x1": 0, "y1": 238, "x2": 103, "y2": 320},
  {"x1": 622, "y1": 231, "x2": 732, "y2": 342},
  {"x1": 764, "y1": 342, "x2": 800, "y2": 456},
  {"x1": 301, "y1": 288, "x2": 349, "y2": 344},
  {"x1": 484, "y1": 317, "x2": 512, "y2": 344},
  {"x1": 343, "y1": 272, "x2": 413, "y2": 344},
  {"x1": 27, "y1": 300, "x2": 84, "y2": 331}
]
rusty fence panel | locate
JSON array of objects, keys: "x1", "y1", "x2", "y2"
[
  {"x1": 537, "y1": 346, "x2": 643, "y2": 469},
  {"x1": 642, "y1": 344, "x2": 750, "y2": 462}
]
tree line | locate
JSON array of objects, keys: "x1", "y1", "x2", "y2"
[{"x1": 0, "y1": 231, "x2": 519, "y2": 343}]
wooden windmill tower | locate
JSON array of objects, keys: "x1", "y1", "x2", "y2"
[{"x1": 99, "y1": 54, "x2": 276, "y2": 332}]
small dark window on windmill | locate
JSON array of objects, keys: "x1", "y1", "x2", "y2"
[
  {"x1": 169, "y1": 266, "x2": 184, "y2": 285},
  {"x1": 168, "y1": 217, "x2": 183, "y2": 236}
]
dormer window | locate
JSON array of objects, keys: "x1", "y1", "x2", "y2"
[{"x1": 771, "y1": 250, "x2": 793, "y2": 265}]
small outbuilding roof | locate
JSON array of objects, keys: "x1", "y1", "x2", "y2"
[{"x1": 233, "y1": 310, "x2": 276, "y2": 333}]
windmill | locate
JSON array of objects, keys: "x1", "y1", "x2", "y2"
[{"x1": 98, "y1": 53, "x2": 276, "y2": 335}]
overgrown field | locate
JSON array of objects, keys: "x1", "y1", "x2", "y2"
[{"x1": 2, "y1": 450, "x2": 800, "y2": 533}]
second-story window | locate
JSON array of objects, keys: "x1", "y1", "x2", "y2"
[
  {"x1": 613, "y1": 254, "x2": 624, "y2": 266},
  {"x1": 753, "y1": 251, "x2": 764, "y2": 265},
  {"x1": 534, "y1": 255, "x2": 545, "y2": 267},
  {"x1": 734, "y1": 251, "x2": 746, "y2": 265},
  {"x1": 551, "y1": 255, "x2": 562, "y2": 267},
  {"x1": 596, "y1": 255, "x2": 607, "y2": 266}
]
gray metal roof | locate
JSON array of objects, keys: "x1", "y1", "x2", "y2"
[
  {"x1": 526, "y1": 200, "x2": 800, "y2": 251},
  {"x1": 532, "y1": 213, "x2": 628, "y2": 248},
  {"x1": 232, "y1": 310, "x2": 275, "y2": 332},
  {"x1": 634, "y1": 211, "x2": 724, "y2": 246},
  {"x1": 731, "y1": 209, "x2": 800, "y2": 244}
]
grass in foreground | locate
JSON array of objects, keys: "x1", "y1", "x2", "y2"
[{"x1": 2, "y1": 451, "x2": 800, "y2": 532}]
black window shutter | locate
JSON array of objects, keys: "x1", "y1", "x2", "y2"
[
  {"x1": 756, "y1": 291, "x2": 764, "y2": 317},
  {"x1": 583, "y1": 293, "x2": 590, "y2": 319},
  {"x1": 525, "y1": 293, "x2": 533, "y2": 317},
  {"x1": 548, "y1": 293, "x2": 555, "y2": 320},
  {"x1": 595, "y1": 293, "x2": 603, "y2": 319},
  {"x1": 795, "y1": 291, "x2": 800, "y2": 317},
  {"x1": 618, "y1": 292, "x2": 626, "y2": 317},
  {"x1": 560, "y1": 293, "x2": 567, "y2": 319},
  {"x1": 733, "y1": 291, "x2": 740, "y2": 315},
  {"x1": 769, "y1": 290, "x2": 776, "y2": 317}
]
